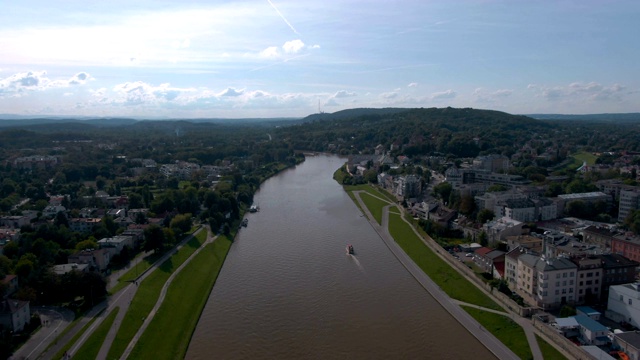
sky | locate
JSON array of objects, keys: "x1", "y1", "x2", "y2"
[{"x1": 0, "y1": 0, "x2": 638, "y2": 118}]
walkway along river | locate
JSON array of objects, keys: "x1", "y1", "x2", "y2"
[{"x1": 186, "y1": 154, "x2": 496, "y2": 359}]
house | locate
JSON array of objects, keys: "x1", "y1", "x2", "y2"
[
  {"x1": 553, "y1": 317, "x2": 580, "y2": 337},
  {"x1": 614, "y1": 331, "x2": 640, "y2": 360},
  {"x1": 0, "y1": 215, "x2": 31, "y2": 229},
  {"x1": 576, "y1": 306, "x2": 601, "y2": 321},
  {"x1": 52, "y1": 263, "x2": 89, "y2": 275},
  {"x1": 505, "y1": 235, "x2": 543, "y2": 253},
  {"x1": 68, "y1": 249, "x2": 111, "y2": 272},
  {"x1": 98, "y1": 235, "x2": 135, "y2": 256},
  {"x1": 483, "y1": 217, "x2": 524, "y2": 243},
  {"x1": 43, "y1": 205, "x2": 66, "y2": 219},
  {"x1": 68, "y1": 218, "x2": 102, "y2": 233},
  {"x1": 0, "y1": 298, "x2": 30, "y2": 332},
  {"x1": 473, "y1": 247, "x2": 505, "y2": 278},
  {"x1": 557, "y1": 192, "x2": 611, "y2": 217},
  {"x1": 582, "y1": 225, "x2": 616, "y2": 250},
  {"x1": 573, "y1": 314, "x2": 609, "y2": 345},
  {"x1": 504, "y1": 247, "x2": 523, "y2": 291},
  {"x1": 0, "y1": 275, "x2": 19, "y2": 298}
]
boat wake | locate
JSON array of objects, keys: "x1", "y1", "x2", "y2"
[{"x1": 349, "y1": 254, "x2": 365, "y2": 273}]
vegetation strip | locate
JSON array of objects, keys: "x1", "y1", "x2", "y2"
[
  {"x1": 359, "y1": 192, "x2": 389, "y2": 224},
  {"x1": 462, "y1": 306, "x2": 533, "y2": 360},
  {"x1": 386, "y1": 211, "x2": 500, "y2": 310},
  {"x1": 106, "y1": 230, "x2": 207, "y2": 359},
  {"x1": 73, "y1": 307, "x2": 120, "y2": 359},
  {"x1": 535, "y1": 334, "x2": 567, "y2": 360},
  {"x1": 128, "y1": 236, "x2": 232, "y2": 359},
  {"x1": 50, "y1": 315, "x2": 100, "y2": 360}
]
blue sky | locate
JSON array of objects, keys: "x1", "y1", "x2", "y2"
[{"x1": 0, "y1": 0, "x2": 638, "y2": 118}]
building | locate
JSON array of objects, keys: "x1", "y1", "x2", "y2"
[
  {"x1": 0, "y1": 299, "x2": 30, "y2": 332},
  {"x1": 506, "y1": 235, "x2": 543, "y2": 253},
  {"x1": 472, "y1": 154, "x2": 510, "y2": 173},
  {"x1": 516, "y1": 254, "x2": 577, "y2": 310},
  {"x1": 52, "y1": 263, "x2": 89, "y2": 275},
  {"x1": 98, "y1": 235, "x2": 135, "y2": 256},
  {"x1": 614, "y1": 331, "x2": 640, "y2": 360},
  {"x1": 0, "y1": 275, "x2": 19, "y2": 298},
  {"x1": 68, "y1": 249, "x2": 111, "y2": 272},
  {"x1": 395, "y1": 175, "x2": 422, "y2": 199},
  {"x1": 68, "y1": 218, "x2": 102, "y2": 234},
  {"x1": 445, "y1": 168, "x2": 529, "y2": 189},
  {"x1": 620, "y1": 188, "x2": 640, "y2": 222},
  {"x1": 611, "y1": 233, "x2": 640, "y2": 263},
  {"x1": 483, "y1": 217, "x2": 524, "y2": 243},
  {"x1": 607, "y1": 283, "x2": 640, "y2": 328},
  {"x1": 474, "y1": 190, "x2": 526, "y2": 212},
  {"x1": 600, "y1": 254, "x2": 639, "y2": 302},
  {"x1": 557, "y1": 192, "x2": 611, "y2": 217},
  {"x1": 573, "y1": 314, "x2": 609, "y2": 345},
  {"x1": 474, "y1": 248, "x2": 505, "y2": 278},
  {"x1": 569, "y1": 256, "x2": 603, "y2": 305},
  {"x1": 582, "y1": 225, "x2": 617, "y2": 250}
]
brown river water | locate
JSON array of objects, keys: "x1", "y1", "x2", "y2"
[{"x1": 186, "y1": 154, "x2": 494, "y2": 359}]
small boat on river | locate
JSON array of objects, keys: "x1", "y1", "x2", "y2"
[{"x1": 346, "y1": 244, "x2": 354, "y2": 255}]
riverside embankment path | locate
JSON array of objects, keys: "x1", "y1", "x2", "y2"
[{"x1": 352, "y1": 190, "x2": 525, "y2": 360}]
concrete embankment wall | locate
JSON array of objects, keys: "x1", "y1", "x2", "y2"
[{"x1": 532, "y1": 317, "x2": 592, "y2": 360}]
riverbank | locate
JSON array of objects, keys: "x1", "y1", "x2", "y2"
[{"x1": 343, "y1": 182, "x2": 569, "y2": 360}]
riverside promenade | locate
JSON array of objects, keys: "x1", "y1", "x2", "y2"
[{"x1": 353, "y1": 190, "x2": 527, "y2": 360}]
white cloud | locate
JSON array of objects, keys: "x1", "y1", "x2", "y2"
[
  {"x1": 529, "y1": 81, "x2": 627, "y2": 102},
  {"x1": 332, "y1": 90, "x2": 357, "y2": 98},
  {"x1": 0, "y1": 70, "x2": 92, "y2": 97},
  {"x1": 283, "y1": 39, "x2": 305, "y2": 54},
  {"x1": 380, "y1": 91, "x2": 398, "y2": 99},
  {"x1": 218, "y1": 87, "x2": 245, "y2": 97},
  {"x1": 431, "y1": 89, "x2": 457, "y2": 100},
  {"x1": 473, "y1": 88, "x2": 513, "y2": 103},
  {"x1": 257, "y1": 39, "x2": 318, "y2": 59},
  {"x1": 325, "y1": 98, "x2": 339, "y2": 106},
  {"x1": 408, "y1": 82, "x2": 418, "y2": 87}
]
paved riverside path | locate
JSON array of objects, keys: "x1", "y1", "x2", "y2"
[
  {"x1": 353, "y1": 191, "x2": 521, "y2": 360},
  {"x1": 117, "y1": 228, "x2": 217, "y2": 360},
  {"x1": 62, "y1": 226, "x2": 208, "y2": 360}
]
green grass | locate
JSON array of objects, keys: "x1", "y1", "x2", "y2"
[
  {"x1": 386, "y1": 212, "x2": 501, "y2": 310},
  {"x1": 536, "y1": 335, "x2": 567, "y2": 360},
  {"x1": 73, "y1": 307, "x2": 120, "y2": 359},
  {"x1": 128, "y1": 235, "x2": 232, "y2": 359},
  {"x1": 359, "y1": 192, "x2": 391, "y2": 224},
  {"x1": 50, "y1": 314, "x2": 100, "y2": 360},
  {"x1": 463, "y1": 307, "x2": 532, "y2": 360},
  {"x1": 566, "y1": 151, "x2": 598, "y2": 170},
  {"x1": 106, "y1": 230, "x2": 208, "y2": 359},
  {"x1": 110, "y1": 252, "x2": 164, "y2": 295}
]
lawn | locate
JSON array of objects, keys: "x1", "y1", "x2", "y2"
[
  {"x1": 536, "y1": 335, "x2": 567, "y2": 360},
  {"x1": 566, "y1": 151, "x2": 598, "y2": 170},
  {"x1": 386, "y1": 212, "x2": 501, "y2": 310},
  {"x1": 359, "y1": 192, "x2": 391, "y2": 224},
  {"x1": 109, "y1": 252, "x2": 163, "y2": 295},
  {"x1": 73, "y1": 307, "x2": 120, "y2": 359},
  {"x1": 128, "y1": 235, "x2": 233, "y2": 359},
  {"x1": 463, "y1": 306, "x2": 532, "y2": 360},
  {"x1": 51, "y1": 313, "x2": 101, "y2": 360},
  {"x1": 106, "y1": 229, "x2": 208, "y2": 359}
]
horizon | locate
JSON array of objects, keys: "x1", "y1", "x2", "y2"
[{"x1": 1, "y1": 1, "x2": 639, "y2": 118}]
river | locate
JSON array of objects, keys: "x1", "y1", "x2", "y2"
[{"x1": 186, "y1": 154, "x2": 494, "y2": 359}]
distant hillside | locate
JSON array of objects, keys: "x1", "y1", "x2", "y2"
[
  {"x1": 0, "y1": 118, "x2": 138, "y2": 129},
  {"x1": 527, "y1": 113, "x2": 640, "y2": 122},
  {"x1": 302, "y1": 108, "x2": 410, "y2": 122}
]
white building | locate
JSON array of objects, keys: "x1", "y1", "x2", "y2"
[{"x1": 607, "y1": 283, "x2": 640, "y2": 328}]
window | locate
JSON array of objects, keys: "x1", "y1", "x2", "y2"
[
  {"x1": 563, "y1": 272, "x2": 567, "y2": 278},
  {"x1": 570, "y1": 272, "x2": 574, "y2": 277},
  {"x1": 569, "y1": 288, "x2": 573, "y2": 293},
  {"x1": 563, "y1": 281, "x2": 567, "y2": 286},
  {"x1": 556, "y1": 282, "x2": 560, "y2": 287},
  {"x1": 580, "y1": 274, "x2": 584, "y2": 278},
  {"x1": 630, "y1": 299, "x2": 633, "y2": 305},
  {"x1": 620, "y1": 295, "x2": 624, "y2": 301},
  {"x1": 587, "y1": 272, "x2": 593, "y2": 277},
  {"x1": 555, "y1": 290, "x2": 559, "y2": 295},
  {"x1": 570, "y1": 280, "x2": 574, "y2": 285},
  {"x1": 562, "y1": 289, "x2": 567, "y2": 294},
  {"x1": 556, "y1": 273, "x2": 561, "y2": 278},
  {"x1": 580, "y1": 281, "x2": 583, "y2": 286}
]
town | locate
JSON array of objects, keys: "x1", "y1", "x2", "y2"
[{"x1": 2, "y1": 107, "x2": 640, "y2": 359}]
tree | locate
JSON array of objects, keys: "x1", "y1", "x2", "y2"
[
  {"x1": 478, "y1": 231, "x2": 488, "y2": 247},
  {"x1": 477, "y1": 209, "x2": 495, "y2": 224},
  {"x1": 433, "y1": 182, "x2": 452, "y2": 203},
  {"x1": 170, "y1": 213, "x2": 192, "y2": 237},
  {"x1": 143, "y1": 225, "x2": 166, "y2": 253},
  {"x1": 76, "y1": 239, "x2": 98, "y2": 251}
]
